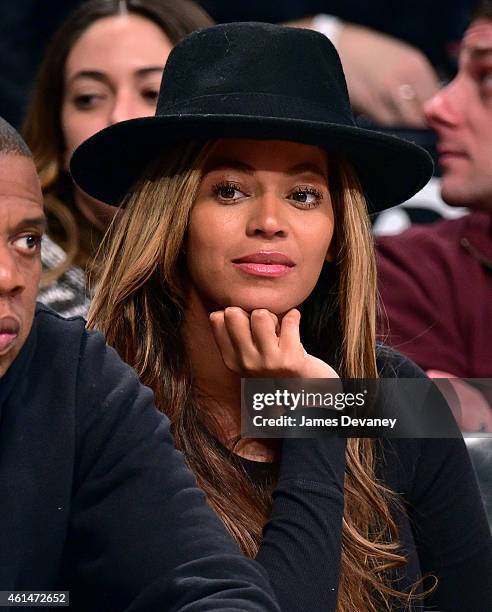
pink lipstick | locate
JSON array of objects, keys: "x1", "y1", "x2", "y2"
[{"x1": 232, "y1": 251, "x2": 295, "y2": 278}]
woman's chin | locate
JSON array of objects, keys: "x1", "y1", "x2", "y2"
[{"x1": 223, "y1": 297, "x2": 298, "y2": 316}]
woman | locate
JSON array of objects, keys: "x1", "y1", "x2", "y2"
[
  {"x1": 22, "y1": 0, "x2": 213, "y2": 317},
  {"x1": 71, "y1": 23, "x2": 492, "y2": 611}
]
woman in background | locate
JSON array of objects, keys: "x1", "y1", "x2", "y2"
[{"x1": 23, "y1": 0, "x2": 213, "y2": 317}]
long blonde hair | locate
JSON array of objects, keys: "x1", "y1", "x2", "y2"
[{"x1": 88, "y1": 140, "x2": 421, "y2": 610}]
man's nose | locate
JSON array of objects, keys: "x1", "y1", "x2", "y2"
[
  {"x1": 423, "y1": 79, "x2": 462, "y2": 128},
  {"x1": 246, "y1": 193, "x2": 288, "y2": 238},
  {"x1": 0, "y1": 247, "x2": 25, "y2": 297}
]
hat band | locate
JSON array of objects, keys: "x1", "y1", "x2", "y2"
[{"x1": 157, "y1": 92, "x2": 354, "y2": 126}]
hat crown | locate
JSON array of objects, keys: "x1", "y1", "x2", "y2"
[{"x1": 157, "y1": 22, "x2": 354, "y2": 125}]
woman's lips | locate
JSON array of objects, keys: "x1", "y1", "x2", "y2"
[
  {"x1": 0, "y1": 317, "x2": 20, "y2": 354},
  {"x1": 232, "y1": 252, "x2": 295, "y2": 278}
]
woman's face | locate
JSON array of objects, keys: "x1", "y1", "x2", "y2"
[
  {"x1": 61, "y1": 13, "x2": 172, "y2": 165},
  {"x1": 186, "y1": 139, "x2": 335, "y2": 315}
]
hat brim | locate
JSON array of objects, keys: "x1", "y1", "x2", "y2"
[{"x1": 70, "y1": 114, "x2": 433, "y2": 212}]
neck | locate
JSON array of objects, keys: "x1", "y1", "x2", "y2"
[{"x1": 183, "y1": 290, "x2": 278, "y2": 461}]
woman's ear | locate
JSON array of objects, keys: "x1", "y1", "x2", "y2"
[
  {"x1": 63, "y1": 148, "x2": 71, "y2": 173},
  {"x1": 325, "y1": 243, "x2": 336, "y2": 262}
]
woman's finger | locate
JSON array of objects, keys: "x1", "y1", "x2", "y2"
[
  {"x1": 250, "y1": 309, "x2": 279, "y2": 355},
  {"x1": 278, "y1": 309, "x2": 302, "y2": 355},
  {"x1": 209, "y1": 311, "x2": 241, "y2": 371},
  {"x1": 222, "y1": 307, "x2": 259, "y2": 368}
]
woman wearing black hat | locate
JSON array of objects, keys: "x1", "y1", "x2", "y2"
[{"x1": 71, "y1": 23, "x2": 492, "y2": 612}]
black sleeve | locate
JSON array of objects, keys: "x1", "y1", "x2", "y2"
[
  {"x1": 64, "y1": 330, "x2": 280, "y2": 612},
  {"x1": 256, "y1": 437, "x2": 347, "y2": 612},
  {"x1": 409, "y1": 438, "x2": 492, "y2": 611}
]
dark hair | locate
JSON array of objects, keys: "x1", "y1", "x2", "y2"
[
  {"x1": 473, "y1": 0, "x2": 492, "y2": 21},
  {"x1": 22, "y1": 0, "x2": 213, "y2": 275},
  {"x1": 0, "y1": 116, "x2": 31, "y2": 157}
]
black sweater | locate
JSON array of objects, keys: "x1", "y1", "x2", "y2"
[
  {"x1": 1, "y1": 306, "x2": 288, "y2": 611},
  {"x1": 250, "y1": 351, "x2": 492, "y2": 611}
]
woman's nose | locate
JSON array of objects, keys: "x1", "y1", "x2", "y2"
[
  {"x1": 245, "y1": 193, "x2": 288, "y2": 238},
  {"x1": 109, "y1": 92, "x2": 148, "y2": 125}
]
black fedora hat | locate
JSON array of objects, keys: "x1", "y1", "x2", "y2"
[{"x1": 70, "y1": 22, "x2": 433, "y2": 211}]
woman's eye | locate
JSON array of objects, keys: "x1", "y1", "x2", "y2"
[
  {"x1": 288, "y1": 187, "x2": 323, "y2": 208},
  {"x1": 14, "y1": 234, "x2": 42, "y2": 253},
  {"x1": 212, "y1": 182, "x2": 244, "y2": 202},
  {"x1": 142, "y1": 88, "x2": 159, "y2": 103},
  {"x1": 73, "y1": 93, "x2": 105, "y2": 110}
]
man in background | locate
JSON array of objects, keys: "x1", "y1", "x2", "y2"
[{"x1": 378, "y1": 0, "x2": 492, "y2": 431}]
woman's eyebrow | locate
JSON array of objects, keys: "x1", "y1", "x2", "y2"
[
  {"x1": 134, "y1": 66, "x2": 165, "y2": 78},
  {"x1": 67, "y1": 70, "x2": 109, "y2": 86},
  {"x1": 67, "y1": 67, "x2": 164, "y2": 87}
]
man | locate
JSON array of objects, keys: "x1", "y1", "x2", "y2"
[
  {"x1": 378, "y1": 1, "x2": 492, "y2": 378},
  {"x1": 377, "y1": 0, "x2": 492, "y2": 434},
  {"x1": 0, "y1": 116, "x2": 281, "y2": 610}
]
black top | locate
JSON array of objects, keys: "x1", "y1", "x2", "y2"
[{"x1": 239, "y1": 350, "x2": 492, "y2": 611}]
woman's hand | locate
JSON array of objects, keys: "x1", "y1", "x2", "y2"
[{"x1": 209, "y1": 307, "x2": 338, "y2": 379}]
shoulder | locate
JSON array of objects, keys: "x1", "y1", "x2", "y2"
[
  {"x1": 376, "y1": 215, "x2": 473, "y2": 276},
  {"x1": 383, "y1": 436, "x2": 477, "y2": 504},
  {"x1": 34, "y1": 302, "x2": 87, "y2": 350},
  {"x1": 376, "y1": 218, "x2": 473, "y2": 310},
  {"x1": 33, "y1": 303, "x2": 137, "y2": 405},
  {"x1": 375, "y1": 346, "x2": 471, "y2": 494},
  {"x1": 376, "y1": 344, "x2": 426, "y2": 378},
  {"x1": 35, "y1": 309, "x2": 169, "y2": 486},
  {"x1": 377, "y1": 214, "x2": 472, "y2": 252},
  {"x1": 379, "y1": 435, "x2": 476, "y2": 500},
  {"x1": 31, "y1": 305, "x2": 118, "y2": 409}
]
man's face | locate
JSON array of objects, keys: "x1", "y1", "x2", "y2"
[
  {"x1": 0, "y1": 154, "x2": 45, "y2": 377},
  {"x1": 424, "y1": 19, "x2": 492, "y2": 209}
]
